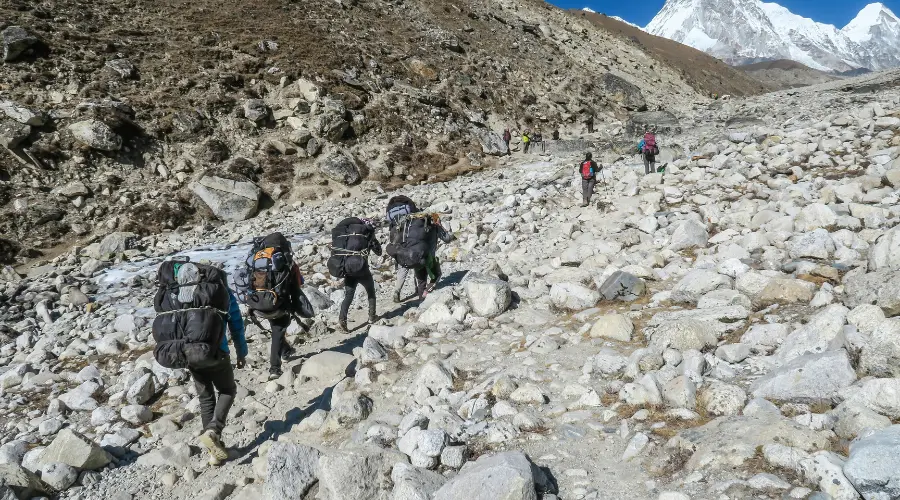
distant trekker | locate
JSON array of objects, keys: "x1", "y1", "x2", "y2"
[
  {"x1": 638, "y1": 132, "x2": 660, "y2": 175},
  {"x1": 522, "y1": 131, "x2": 531, "y2": 153},
  {"x1": 502, "y1": 129, "x2": 512, "y2": 151},
  {"x1": 577, "y1": 152, "x2": 600, "y2": 207},
  {"x1": 327, "y1": 217, "x2": 382, "y2": 332}
]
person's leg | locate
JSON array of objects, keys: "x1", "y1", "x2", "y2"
[
  {"x1": 268, "y1": 314, "x2": 291, "y2": 374},
  {"x1": 339, "y1": 277, "x2": 358, "y2": 329},
  {"x1": 643, "y1": 155, "x2": 651, "y2": 175},
  {"x1": 360, "y1": 274, "x2": 377, "y2": 322},
  {"x1": 394, "y1": 263, "x2": 409, "y2": 302},
  {"x1": 587, "y1": 178, "x2": 596, "y2": 205},
  {"x1": 414, "y1": 267, "x2": 428, "y2": 298},
  {"x1": 650, "y1": 158, "x2": 657, "y2": 173},
  {"x1": 581, "y1": 179, "x2": 590, "y2": 206},
  {"x1": 208, "y1": 356, "x2": 237, "y2": 433},
  {"x1": 190, "y1": 368, "x2": 216, "y2": 431}
]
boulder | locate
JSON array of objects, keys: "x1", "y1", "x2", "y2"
[
  {"x1": 2, "y1": 26, "x2": 39, "y2": 62},
  {"x1": 191, "y1": 175, "x2": 261, "y2": 222},
  {"x1": 598, "y1": 271, "x2": 646, "y2": 301},
  {"x1": 0, "y1": 119, "x2": 31, "y2": 148},
  {"x1": 317, "y1": 446, "x2": 408, "y2": 500},
  {"x1": 649, "y1": 319, "x2": 718, "y2": 351},
  {"x1": 549, "y1": 283, "x2": 599, "y2": 311},
  {"x1": 433, "y1": 451, "x2": 537, "y2": 500},
  {"x1": 37, "y1": 429, "x2": 110, "y2": 470},
  {"x1": 68, "y1": 120, "x2": 122, "y2": 151},
  {"x1": 0, "y1": 100, "x2": 43, "y2": 126},
  {"x1": 414, "y1": 361, "x2": 454, "y2": 396},
  {"x1": 775, "y1": 304, "x2": 849, "y2": 365},
  {"x1": 860, "y1": 318, "x2": 900, "y2": 377},
  {"x1": 789, "y1": 229, "x2": 835, "y2": 260},
  {"x1": 40, "y1": 462, "x2": 77, "y2": 491},
  {"x1": 670, "y1": 270, "x2": 731, "y2": 304},
  {"x1": 599, "y1": 73, "x2": 646, "y2": 111},
  {"x1": 464, "y1": 274, "x2": 512, "y2": 318},
  {"x1": 316, "y1": 151, "x2": 361, "y2": 185},
  {"x1": 794, "y1": 204, "x2": 837, "y2": 232},
  {"x1": 105, "y1": 59, "x2": 136, "y2": 79},
  {"x1": 265, "y1": 442, "x2": 320, "y2": 500},
  {"x1": 831, "y1": 402, "x2": 892, "y2": 440},
  {"x1": 473, "y1": 128, "x2": 509, "y2": 156},
  {"x1": 843, "y1": 378, "x2": 900, "y2": 420},
  {"x1": 391, "y1": 462, "x2": 446, "y2": 500},
  {"x1": 699, "y1": 383, "x2": 746, "y2": 416},
  {"x1": 668, "y1": 219, "x2": 709, "y2": 251},
  {"x1": 843, "y1": 425, "x2": 900, "y2": 500},
  {"x1": 755, "y1": 278, "x2": 816, "y2": 307},
  {"x1": 869, "y1": 227, "x2": 900, "y2": 271},
  {"x1": 589, "y1": 314, "x2": 633, "y2": 342},
  {"x1": 0, "y1": 464, "x2": 48, "y2": 498},
  {"x1": 751, "y1": 350, "x2": 857, "y2": 401},
  {"x1": 135, "y1": 443, "x2": 191, "y2": 468}
]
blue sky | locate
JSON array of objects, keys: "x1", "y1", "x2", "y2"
[{"x1": 553, "y1": 0, "x2": 899, "y2": 29}]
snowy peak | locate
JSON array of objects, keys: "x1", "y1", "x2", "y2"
[
  {"x1": 844, "y1": 3, "x2": 900, "y2": 42},
  {"x1": 645, "y1": 0, "x2": 900, "y2": 72}
]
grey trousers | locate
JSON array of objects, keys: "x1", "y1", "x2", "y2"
[
  {"x1": 581, "y1": 178, "x2": 596, "y2": 204},
  {"x1": 643, "y1": 155, "x2": 656, "y2": 174},
  {"x1": 190, "y1": 353, "x2": 237, "y2": 433},
  {"x1": 395, "y1": 265, "x2": 428, "y2": 298}
]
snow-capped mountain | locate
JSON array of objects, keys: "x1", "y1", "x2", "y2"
[{"x1": 644, "y1": 0, "x2": 900, "y2": 72}]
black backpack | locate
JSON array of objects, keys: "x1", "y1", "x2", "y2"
[
  {"x1": 327, "y1": 218, "x2": 373, "y2": 278},
  {"x1": 234, "y1": 233, "x2": 296, "y2": 316},
  {"x1": 152, "y1": 260, "x2": 230, "y2": 369},
  {"x1": 394, "y1": 214, "x2": 434, "y2": 269},
  {"x1": 387, "y1": 196, "x2": 417, "y2": 226}
]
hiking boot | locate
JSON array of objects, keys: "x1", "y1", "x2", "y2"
[
  {"x1": 199, "y1": 430, "x2": 228, "y2": 466},
  {"x1": 580, "y1": 201, "x2": 589, "y2": 207},
  {"x1": 281, "y1": 345, "x2": 296, "y2": 361},
  {"x1": 268, "y1": 366, "x2": 282, "y2": 379},
  {"x1": 338, "y1": 319, "x2": 348, "y2": 333},
  {"x1": 393, "y1": 291, "x2": 401, "y2": 304},
  {"x1": 369, "y1": 313, "x2": 378, "y2": 324}
]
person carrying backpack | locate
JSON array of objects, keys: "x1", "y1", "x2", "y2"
[
  {"x1": 233, "y1": 232, "x2": 314, "y2": 378},
  {"x1": 386, "y1": 197, "x2": 454, "y2": 302},
  {"x1": 577, "y1": 152, "x2": 600, "y2": 207},
  {"x1": 502, "y1": 129, "x2": 511, "y2": 150},
  {"x1": 152, "y1": 259, "x2": 247, "y2": 466},
  {"x1": 327, "y1": 217, "x2": 382, "y2": 332},
  {"x1": 638, "y1": 132, "x2": 660, "y2": 175},
  {"x1": 522, "y1": 131, "x2": 531, "y2": 153}
]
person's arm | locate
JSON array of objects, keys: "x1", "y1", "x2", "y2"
[
  {"x1": 370, "y1": 235, "x2": 383, "y2": 256},
  {"x1": 226, "y1": 289, "x2": 248, "y2": 359}
]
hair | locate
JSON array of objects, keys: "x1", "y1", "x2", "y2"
[{"x1": 585, "y1": 152, "x2": 592, "y2": 160}]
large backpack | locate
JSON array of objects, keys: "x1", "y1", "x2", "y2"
[
  {"x1": 642, "y1": 133, "x2": 659, "y2": 155},
  {"x1": 327, "y1": 218, "x2": 372, "y2": 278},
  {"x1": 152, "y1": 260, "x2": 230, "y2": 369},
  {"x1": 234, "y1": 232, "x2": 295, "y2": 317},
  {"x1": 387, "y1": 196, "x2": 417, "y2": 226},
  {"x1": 580, "y1": 160, "x2": 595, "y2": 180},
  {"x1": 394, "y1": 214, "x2": 434, "y2": 269}
]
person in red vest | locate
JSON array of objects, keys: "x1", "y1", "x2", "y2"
[{"x1": 576, "y1": 152, "x2": 600, "y2": 207}]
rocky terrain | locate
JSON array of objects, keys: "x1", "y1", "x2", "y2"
[
  {"x1": 0, "y1": 0, "x2": 763, "y2": 267},
  {"x1": 2, "y1": 67, "x2": 900, "y2": 500},
  {"x1": 737, "y1": 60, "x2": 841, "y2": 91}
]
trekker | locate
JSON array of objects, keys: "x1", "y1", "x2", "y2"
[
  {"x1": 327, "y1": 217, "x2": 382, "y2": 332},
  {"x1": 522, "y1": 131, "x2": 531, "y2": 153},
  {"x1": 577, "y1": 152, "x2": 600, "y2": 207},
  {"x1": 386, "y1": 196, "x2": 454, "y2": 302},
  {"x1": 585, "y1": 114, "x2": 594, "y2": 133},
  {"x1": 151, "y1": 259, "x2": 247, "y2": 466},
  {"x1": 533, "y1": 129, "x2": 543, "y2": 153},
  {"x1": 638, "y1": 132, "x2": 660, "y2": 175},
  {"x1": 502, "y1": 129, "x2": 512, "y2": 151},
  {"x1": 552, "y1": 129, "x2": 560, "y2": 141},
  {"x1": 234, "y1": 232, "x2": 314, "y2": 378}
]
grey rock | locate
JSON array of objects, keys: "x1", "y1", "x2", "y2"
[
  {"x1": 68, "y1": 120, "x2": 122, "y2": 151},
  {"x1": 126, "y1": 373, "x2": 156, "y2": 405},
  {"x1": 317, "y1": 151, "x2": 361, "y2": 185},
  {"x1": 433, "y1": 451, "x2": 537, "y2": 500},
  {"x1": 464, "y1": 274, "x2": 512, "y2": 318},
  {"x1": 191, "y1": 175, "x2": 261, "y2": 222},
  {"x1": 598, "y1": 271, "x2": 646, "y2": 301},
  {"x1": 0, "y1": 120, "x2": 30, "y2": 148},
  {"x1": 37, "y1": 429, "x2": 110, "y2": 470},
  {"x1": 473, "y1": 128, "x2": 509, "y2": 156},
  {"x1": 40, "y1": 462, "x2": 77, "y2": 491},
  {"x1": 265, "y1": 442, "x2": 320, "y2": 500},
  {"x1": 831, "y1": 402, "x2": 892, "y2": 440},
  {"x1": 0, "y1": 100, "x2": 43, "y2": 126},
  {"x1": 649, "y1": 319, "x2": 718, "y2": 351},
  {"x1": 671, "y1": 270, "x2": 732, "y2": 304},
  {"x1": 2, "y1": 26, "x2": 39, "y2": 62},
  {"x1": 843, "y1": 425, "x2": 900, "y2": 500},
  {"x1": 860, "y1": 318, "x2": 900, "y2": 377},
  {"x1": 549, "y1": 282, "x2": 599, "y2": 310},
  {"x1": 751, "y1": 350, "x2": 857, "y2": 401},
  {"x1": 135, "y1": 443, "x2": 191, "y2": 468},
  {"x1": 0, "y1": 464, "x2": 49, "y2": 498},
  {"x1": 391, "y1": 462, "x2": 446, "y2": 500},
  {"x1": 669, "y1": 218, "x2": 709, "y2": 251},
  {"x1": 317, "y1": 446, "x2": 408, "y2": 500},
  {"x1": 120, "y1": 405, "x2": 153, "y2": 425},
  {"x1": 105, "y1": 59, "x2": 136, "y2": 79},
  {"x1": 243, "y1": 99, "x2": 269, "y2": 122},
  {"x1": 700, "y1": 383, "x2": 747, "y2": 416},
  {"x1": 298, "y1": 351, "x2": 355, "y2": 382}
]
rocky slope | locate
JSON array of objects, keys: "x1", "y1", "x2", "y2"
[
  {"x1": 0, "y1": 0, "x2": 754, "y2": 267},
  {"x1": 738, "y1": 59, "x2": 841, "y2": 90},
  {"x1": 2, "y1": 70, "x2": 900, "y2": 500}
]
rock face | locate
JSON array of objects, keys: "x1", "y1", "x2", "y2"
[
  {"x1": 37, "y1": 429, "x2": 110, "y2": 470},
  {"x1": 433, "y1": 451, "x2": 537, "y2": 500},
  {"x1": 464, "y1": 274, "x2": 512, "y2": 318},
  {"x1": 473, "y1": 128, "x2": 509, "y2": 156},
  {"x1": 600, "y1": 73, "x2": 647, "y2": 112},
  {"x1": 843, "y1": 425, "x2": 900, "y2": 500},
  {"x1": 68, "y1": 120, "x2": 123, "y2": 151},
  {"x1": 191, "y1": 175, "x2": 261, "y2": 222},
  {"x1": 316, "y1": 447, "x2": 407, "y2": 500},
  {"x1": 265, "y1": 443, "x2": 320, "y2": 500},
  {"x1": 316, "y1": 151, "x2": 361, "y2": 185}
]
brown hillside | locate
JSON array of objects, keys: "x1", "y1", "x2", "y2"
[{"x1": 574, "y1": 11, "x2": 772, "y2": 96}]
